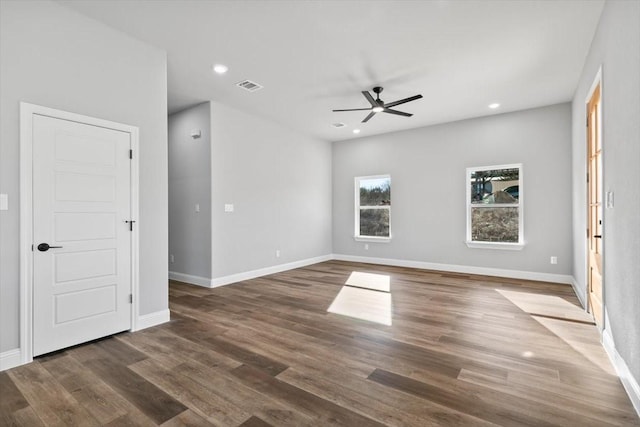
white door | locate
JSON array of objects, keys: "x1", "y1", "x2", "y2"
[{"x1": 32, "y1": 114, "x2": 132, "y2": 356}]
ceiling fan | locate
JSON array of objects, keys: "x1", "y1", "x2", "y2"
[{"x1": 333, "y1": 86, "x2": 423, "y2": 123}]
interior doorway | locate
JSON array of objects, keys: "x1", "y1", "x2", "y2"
[{"x1": 586, "y1": 75, "x2": 603, "y2": 328}]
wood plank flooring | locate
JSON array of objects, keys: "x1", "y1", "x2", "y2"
[{"x1": 1, "y1": 260, "x2": 638, "y2": 426}]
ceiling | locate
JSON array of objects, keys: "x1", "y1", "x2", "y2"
[{"x1": 58, "y1": 0, "x2": 604, "y2": 142}]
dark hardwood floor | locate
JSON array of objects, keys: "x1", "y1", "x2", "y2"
[{"x1": 1, "y1": 260, "x2": 639, "y2": 426}]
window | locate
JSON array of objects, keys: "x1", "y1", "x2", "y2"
[
  {"x1": 355, "y1": 175, "x2": 391, "y2": 241},
  {"x1": 466, "y1": 164, "x2": 523, "y2": 249}
]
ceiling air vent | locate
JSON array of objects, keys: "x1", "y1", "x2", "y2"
[
  {"x1": 332, "y1": 123, "x2": 346, "y2": 128},
  {"x1": 236, "y1": 80, "x2": 263, "y2": 92}
]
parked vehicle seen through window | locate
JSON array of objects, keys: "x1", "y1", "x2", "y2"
[{"x1": 467, "y1": 165, "x2": 522, "y2": 246}]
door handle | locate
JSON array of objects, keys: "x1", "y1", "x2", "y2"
[
  {"x1": 593, "y1": 235, "x2": 602, "y2": 239},
  {"x1": 37, "y1": 243, "x2": 63, "y2": 252}
]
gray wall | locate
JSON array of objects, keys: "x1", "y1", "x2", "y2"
[
  {"x1": 168, "y1": 103, "x2": 212, "y2": 279},
  {"x1": 571, "y1": 0, "x2": 640, "y2": 383},
  {"x1": 210, "y1": 102, "x2": 332, "y2": 278},
  {"x1": 333, "y1": 104, "x2": 573, "y2": 276},
  {"x1": 0, "y1": 0, "x2": 168, "y2": 352}
]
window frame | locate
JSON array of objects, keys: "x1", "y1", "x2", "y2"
[
  {"x1": 354, "y1": 174, "x2": 392, "y2": 242},
  {"x1": 465, "y1": 163, "x2": 524, "y2": 250}
]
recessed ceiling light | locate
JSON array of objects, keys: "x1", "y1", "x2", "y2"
[
  {"x1": 213, "y1": 64, "x2": 228, "y2": 74},
  {"x1": 488, "y1": 103, "x2": 500, "y2": 109},
  {"x1": 353, "y1": 129, "x2": 361, "y2": 134}
]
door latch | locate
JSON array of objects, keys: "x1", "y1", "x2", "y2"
[{"x1": 37, "y1": 243, "x2": 63, "y2": 252}]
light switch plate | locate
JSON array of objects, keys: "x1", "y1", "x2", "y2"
[
  {"x1": 0, "y1": 194, "x2": 7, "y2": 211},
  {"x1": 224, "y1": 204, "x2": 234, "y2": 213}
]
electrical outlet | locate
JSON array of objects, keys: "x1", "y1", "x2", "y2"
[
  {"x1": 0, "y1": 194, "x2": 7, "y2": 211},
  {"x1": 364, "y1": 244, "x2": 369, "y2": 250},
  {"x1": 550, "y1": 256, "x2": 557, "y2": 265},
  {"x1": 275, "y1": 249, "x2": 280, "y2": 258},
  {"x1": 224, "y1": 204, "x2": 234, "y2": 213},
  {"x1": 170, "y1": 254, "x2": 175, "y2": 263},
  {"x1": 195, "y1": 204, "x2": 200, "y2": 213}
]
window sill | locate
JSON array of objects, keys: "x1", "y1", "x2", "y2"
[
  {"x1": 354, "y1": 236, "x2": 392, "y2": 243},
  {"x1": 465, "y1": 241, "x2": 525, "y2": 250}
]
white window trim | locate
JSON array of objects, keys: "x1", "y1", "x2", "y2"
[
  {"x1": 354, "y1": 174, "x2": 392, "y2": 242},
  {"x1": 354, "y1": 235, "x2": 392, "y2": 243},
  {"x1": 465, "y1": 163, "x2": 524, "y2": 250}
]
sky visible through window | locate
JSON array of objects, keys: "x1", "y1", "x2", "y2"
[{"x1": 360, "y1": 177, "x2": 390, "y2": 190}]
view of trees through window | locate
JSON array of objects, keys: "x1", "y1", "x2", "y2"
[
  {"x1": 357, "y1": 176, "x2": 390, "y2": 238},
  {"x1": 468, "y1": 166, "x2": 520, "y2": 243}
]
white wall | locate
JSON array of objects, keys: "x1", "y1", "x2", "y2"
[
  {"x1": 333, "y1": 104, "x2": 573, "y2": 279},
  {"x1": 168, "y1": 103, "x2": 212, "y2": 280},
  {"x1": 210, "y1": 102, "x2": 332, "y2": 279},
  {"x1": 571, "y1": 0, "x2": 640, "y2": 386},
  {"x1": 0, "y1": 0, "x2": 168, "y2": 353}
]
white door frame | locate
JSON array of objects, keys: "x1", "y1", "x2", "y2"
[
  {"x1": 584, "y1": 66, "x2": 604, "y2": 329},
  {"x1": 19, "y1": 102, "x2": 140, "y2": 364}
]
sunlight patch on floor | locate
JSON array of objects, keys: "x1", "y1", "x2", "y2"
[
  {"x1": 532, "y1": 315, "x2": 615, "y2": 375},
  {"x1": 328, "y1": 272, "x2": 392, "y2": 325},
  {"x1": 495, "y1": 289, "x2": 593, "y2": 323},
  {"x1": 345, "y1": 271, "x2": 391, "y2": 292},
  {"x1": 328, "y1": 286, "x2": 392, "y2": 326},
  {"x1": 496, "y1": 288, "x2": 615, "y2": 374}
]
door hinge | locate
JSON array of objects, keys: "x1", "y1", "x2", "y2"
[
  {"x1": 124, "y1": 220, "x2": 136, "y2": 231},
  {"x1": 129, "y1": 294, "x2": 133, "y2": 304},
  {"x1": 31, "y1": 244, "x2": 34, "y2": 251},
  {"x1": 129, "y1": 149, "x2": 133, "y2": 159}
]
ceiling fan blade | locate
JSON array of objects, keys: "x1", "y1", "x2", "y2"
[
  {"x1": 332, "y1": 108, "x2": 373, "y2": 112},
  {"x1": 383, "y1": 108, "x2": 412, "y2": 117},
  {"x1": 362, "y1": 91, "x2": 377, "y2": 107},
  {"x1": 383, "y1": 94, "x2": 423, "y2": 109},
  {"x1": 362, "y1": 111, "x2": 377, "y2": 122}
]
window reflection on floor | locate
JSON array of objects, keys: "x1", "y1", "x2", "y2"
[{"x1": 328, "y1": 271, "x2": 392, "y2": 325}]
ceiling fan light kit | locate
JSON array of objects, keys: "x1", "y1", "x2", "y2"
[{"x1": 333, "y1": 86, "x2": 423, "y2": 123}]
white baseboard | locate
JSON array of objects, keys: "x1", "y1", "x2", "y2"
[
  {"x1": 331, "y1": 254, "x2": 573, "y2": 285},
  {"x1": 209, "y1": 255, "x2": 333, "y2": 288},
  {"x1": 135, "y1": 309, "x2": 170, "y2": 331},
  {"x1": 603, "y1": 329, "x2": 640, "y2": 417},
  {"x1": 172, "y1": 254, "x2": 573, "y2": 289},
  {"x1": 0, "y1": 348, "x2": 23, "y2": 372},
  {"x1": 571, "y1": 276, "x2": 587, "y2": 309},
  {"x1": 169, "y1": 271, "x2": 211, "y2": 287},
  {"x1": 1, "y1": 310, "x2": 170, "y2": 371}
]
